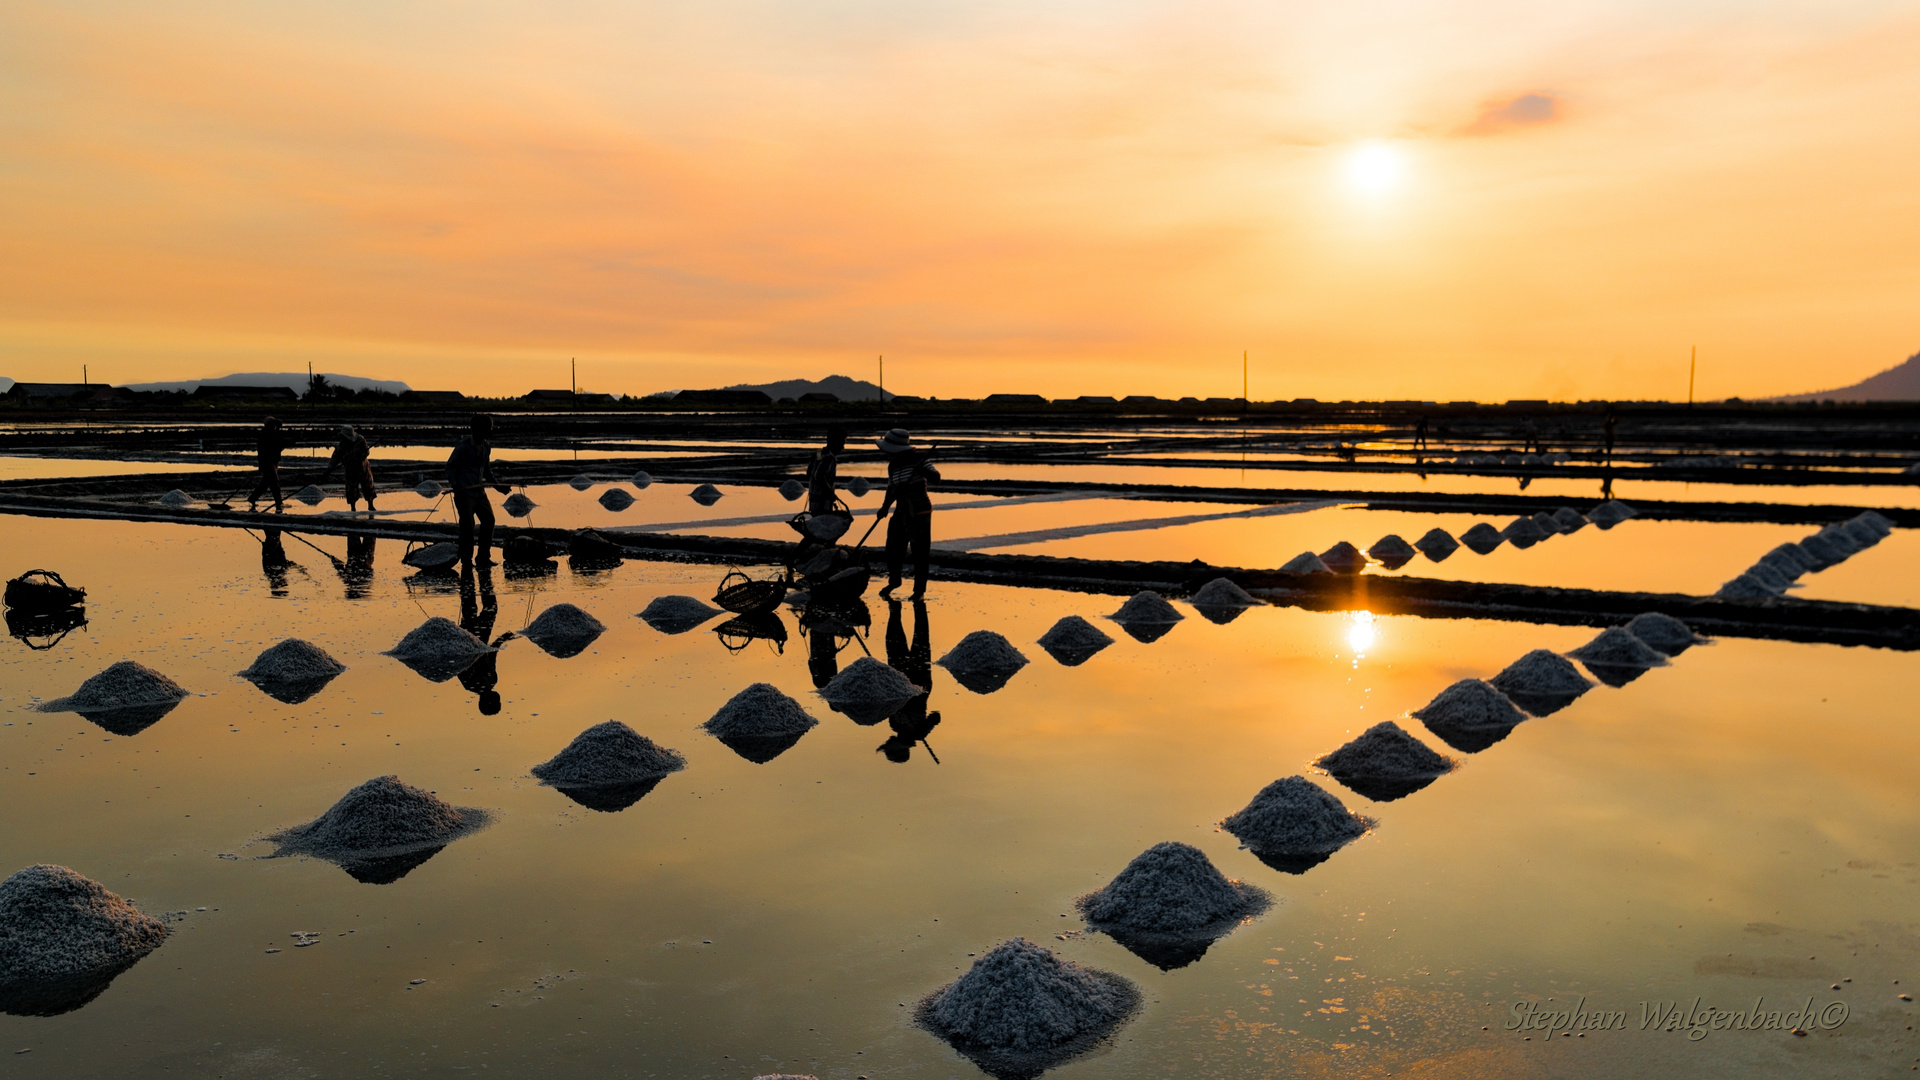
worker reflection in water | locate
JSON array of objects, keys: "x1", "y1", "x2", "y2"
[
  {"x1": 339, "y1": 534, "x2": 376, "y2": 600},
  {"x1": 260, "y1": 528, "x2": 293, "y2": 598},
  {"x1": 458, "y1": 563, "x2": 501, "y2": 715},
  {"x1": 878, "y1": 598, "x2": 940, "y2": 763}
]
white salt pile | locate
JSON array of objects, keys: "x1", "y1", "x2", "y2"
[
  {"x1": 846, "y1": 476, "x2": 872, "y2": 497},
  {"x1": 415, "y1": 480, "x2": 442, "y2": 498},
  {"x1": 293, "y1": 484, "x2": 326, "y2": 505},
  {"x1": 639, "y1": 594, "x2": 723, "y2": 634},
  {"x1": 1530, "y1": 511, "x2": 1562, "y2": 534},
  {"x1": 1502, "y1": 515, "x2": 1551, "y2": 546},
  {"x1": 531, "y1": 721, "x2": 686, "y2": 787},
  {"x1": 1856, "y1": 510, "x2": 1894, "y2": 536},
  {"x1": 1487, "y1": 650, "x2": 1593, "y2": 713},
  {"x1": 1109, "y1": 591, "x2": 1183, "y2": 624},
  {"x1": 1550, "y1": 507, "x2": 1588, "y2": 533},
  {"x1": 1769, "y1": 543, "x2": 1818, "y2": 571},
  {"x1": 520, "y1": 603, "x2": 606, "y2": 657},
  {"x1": 938, "y1": 630, "x2": 1030, "y2": 694},
  {"x1": 402, "y1": 542, "x2": 460, "y2": 570},
  {"x1": 1587, "y1": 500, "x2": 1637, "y2": 529},
  {"x1": 1839, "y1": 519, "x2": 1880, "y2": 547},
  {"x1": 502, "y1": 492, "x2": 536, "y2": 516},
  {"x1": 1037, "y1": 615, "x2": 1114, "y2": 665},
  {"x1": 37, "y1": 661, "x2": 189, "y2": 714},
  {"x1": 914, "y1": 938, "x2": 1140, "y2": 1074},
  {"x1": 778, "y1": 478, "x2": 805, "y2": 501},
  {"x1": 1221, "y1": 776, "x2": 1372, "y2": 858},
  {"x1": 689, "y1": 483, "x2": 724, "y2": 505},
  {"x1": 1319, "y1": 541, "x2": 1365, "y2": 573},
  {"x1": 1074, "y1": 842, "x2": 1270, "y2": 943},
  {"x1": 630, "y1": 470, "x2": 653, "y2": 488},
  {"x1": 383, "y1": 618, "x2": 494, "y2": 679},
  {"x1": 569, "y1": 474, "x2": 594, "y2": 491},
  {"x1": 238, "y1": 640, "x2": 346, "y2": 698},
  {"x1": 1795, "y1": 533, "x2": 1845, "y2": 568},
  {"x1": 1743, "y1": 561, "x2": 1793, "y2": 592},
  {"x1": 1459, "y1": 523, "x2": 1504, "y2": 554},
  {"x1": 1412, "y1": 678, "x2": 1527, "y2": 731},
  {"x1": 818, "y1": 656, "x2": 925, "y2": 722},
  {"x1": 1280, "y1": 551, "x2": 1331, "y2": 574},
  {"x1": 0, "y1": 865, "x2": 170, "y2": 1014},
  {"x1": 1190, "y1": 577, "x2": 1259, "y2": 609},
  {"x1": 1756, "y1": 548, "x2": 1807, "y2": 580},
  {"x1": 156, "y1": 489, "x2": 194, "y2": 508},
  {"x1": 1413, "y1": 528, "x2": 1460, "y2": 560},
  {"x1": 265, "y1": 775, "x2": 491, "y2": 863},
  {"x1": 597, "y1": 488, "x2": 634, "y2": 511},
  {"x1": 1816, "y1": 525, "x2": 1862, "y2": 557},
  {"x1": 1366, "y1": 535, "x2": 1417, "y2": 565},
  {"x1": 702, "y1": 683, "x2": 820, "y2": 739},
  {"x1": 1716, "y1": 573, "x2": 1781, "y2": 600},
  {"x1": 1316, "y1": 721, "x2": 1454, "y2": 792},
  {"x1": 1568, "y1": 627, "x2": 1670, "y2": 668},
  {"x1": 1625, "y1": 612, "x2": 1707, "y2": 656}
]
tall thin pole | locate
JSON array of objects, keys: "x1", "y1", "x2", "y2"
[
  {"x1": 83, "y1": 364, "x2": 88, "y2": 387},
  {"x1": 1687, "y1": 346, "x2": 1696, "y2": 408},
  {"x1": 878, "y1": 354, "x2": 884, "y2": 401},
  {"x1": 1242, "y1": 350, "x2": 1248, "y2": 402}
]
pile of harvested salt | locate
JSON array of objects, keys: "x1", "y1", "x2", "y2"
[
  {"x1": 1459, "y1": 523, "x2": 1504, "y2": 554},
  {"x1": 1110, "y1": 591, "x2": 1182, "y2": 624},
  {"x1": 1795, "y1": 533, "x2": 1845, "y2": 569},
  {"x1": 415, "y1": 480, "x2": 442, "y2": 498},
  {"x1": 778, "y1": 478, "x2": 805, "y2": 500},
  {"x1": 1316, "y1": 721, "x2": 1454, "y2": 801},
  {"x1": 639, "y1": 594, "x2": 723, "y2": 634},
  {"x1": 689, "y1": 483, "x2": 724, "y2": 505},
  {"x1": 502, "y1": 492, "x2": 536, "y2": 516},
  {"x1": 520, "y1": 603, "x2": 606, "y2": 658},
  {"x1": 37, "y1": 661, "x2": 189, "y2": 715},
  {"x1": 1756, "y1": 548, "x2": 1807, "y2": 580},
  {"x1": 1568, "y1": 626, "x2": 1670, "y2": 686},
  {"x1": 914, "y1": 938, "x2": 1140, "y2": 1076},
  {"x1": 0, "y1": 864, "x2": 170, "y2": 1016},
  {"x1": 1280, "y1": 551, "x2": 1331, "y2": 573},
  {"x1": 1414, "y1": 528, "x2": 1460, "y2": 561},
  {"x1": 1587, "y1": 500, "x2": 1637, "y2": 529},
  {"x1": 1502, "y1": 515, "x2": 1551, "y2": 547},
  {"x1": 1319, "y1": 541, "x2": 1365, "y2": 574},
  {"x1": 598, "y1": 488, "x2": 634, "y2": 511},
  {"x1": 1715, "y1": 573, "x2": 1780, "y2": 601},
  {"x1": 1412, "y1": 678, "x2": 1527, "y2": 733},
  {"x1": 1037, "y1": 615, "x2": 1114, "y2": 666},
  {"x1": 568, "y1": 474, "x2": 594, "y2": 491},
  {"x1": 265, "y1": 776, "x2": 491, "y2": 876},
  {"x1": 1550, "y1": 507, "x2": 1588, "y2": 533},
  {"x1": 702, "y1": 683, "x2": 820, "y2": 740},
  {"x1": 938, "y1": 630, "x2": 1030, "y2": 694},
  {"x1": 568, "y1": 529, "x2": 625, "y2": 564},
  {"x1": 1856, "y1": 510, "x2": 1894, "y2": 536},
  {"x1": 1074, "y1": 842, "x2": 1270, "y2": 946},
  {"x1": 238, "y1": 639, "x2": 346, "y2": 704},
  {"x1": 1220, "y1": 776, "x2": 1372, "y2": 867},
  {"x1": 818, "y1": 656, "x2": 924, "y2": 723},
  {"x1": 293, "y1": 484, "x2": 326, "y2": 506},
  {"x1": 1487, "y1": 651, "x2": 1592, "y2": 717},
  {"x1": 1188, "y1": 577, "x2": 1261, "y2": 624},
  {"x1": 156, "y1": 489, "x2": 194, "y2": 508},
  {"x1": 383, "y1": 617, "x2": 494, "y2": 681},
  {"x1": 630, "y1": 470, "x2": 654, "y2": 489},
  {"x1": 1743, "y1": 561, "x2": 1793, "y2": 592},
  {"x1": 1816, "y1": 525, "x2": 1862, "y2": 557},
  {"x1": 1839, "y1": 518, "x2": 1882, "y2": 547},
  {"x1": 1625, "y1": 612, "x2": 1707, "y2": 656},
  {"x1": 402, "y1": 542, "x2": 460, "y2": 571},
  {"x1": 1531, "y1": 511, "x2": 1563, "y2": 534},
  {"x1": 1366, "y1": 535, "x2": 1417, "y2": 568},
  {"x1": 846, "y1": 476, "x2": 872, "y2": 497},
  {"x1": 531, "y1": 720, "x2": 686, "y2": 788}
]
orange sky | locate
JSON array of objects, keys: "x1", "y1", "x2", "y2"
[{"x1": 2, "y1": 0, "x2": 1917, "y2": 400}]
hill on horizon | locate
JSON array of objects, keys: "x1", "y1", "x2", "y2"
[
  {"x1": 119, "y1": 372, "x2": 413, "y2": 396},
  {"x1": 715, "y1": 374, "x2": 891, "y2": 401},
  {"x1": 1771, "y1": 349, "x2": 1920, "y2": 402}
]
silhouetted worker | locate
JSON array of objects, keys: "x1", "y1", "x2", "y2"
[
  {"x1": 1603, "y1": 404, "x2": 1619, "y2": 466},
  {"x1": 1413, "y1": 416, "x2": 1429, "y2": 454},
  {"x1": 807, "y1": 426, "x2": 846, "y2": 515},
  {"x1": 249, "y1": 417, "x2": 288, "y2": 512},
  {"x1": 339, "y1": 533, "x2": 377, "y2": 600},
  {"x1": 320, "y1": 424, "x2": 377, "y2": 513},
  {"x1": 447, "y1": 414, "x2": 507, "y2": 568},
  {"x1": 874, "y1": 428, "x2": 940, "y2": 599},
  {"x1": 260, "y1": 528, "x2": 293, "y2": 597},
  {"x1": 878, "y1": 599, "x2": 940, "y2": 763},
  {"x1": 458, "y1": 563, "x2": 502, "y2": 715}
]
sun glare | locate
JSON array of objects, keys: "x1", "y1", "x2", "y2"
[
  {"x1": 1346, "y1": 610, "x2": 1377, "y2": 655},
  {"x1": 1346, "y1": 142, "x2": 1403, "y2": 195}
]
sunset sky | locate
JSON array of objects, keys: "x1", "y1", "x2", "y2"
[{"x1": 2, "y1": 0, "x2": 1917, "y2": 400}]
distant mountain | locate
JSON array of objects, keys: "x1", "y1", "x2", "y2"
[
  {"x1": 119, "y1": 372, "x2": 412, "y2": 396},
  {"x1": 715, "y1": 374, "x2": 891, "y2": 401},
  {"x1": 1772, "y1": 350, "x2": 1920, "y2": 402}
]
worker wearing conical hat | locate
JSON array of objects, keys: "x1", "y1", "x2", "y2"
[{"x1": 875, "y1": 428, "x2": 940, "y2": 599}]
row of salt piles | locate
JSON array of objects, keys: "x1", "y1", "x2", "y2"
[
  {"x1": 1277, "y1": 500, "x2": 1637, "y2": 572},
  {"x1": 1716, "y1": 511, "x2": 1892, "y2": 599}
]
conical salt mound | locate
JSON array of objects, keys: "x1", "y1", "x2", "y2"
[
  {"x1": 689, "y1": 483, "x2": 724, "y2": 505},
  {"x1": 1567, "y1": 627, "x2": 1670, "y2": 687},
  {"x1": 1587, "y1": 500, "x2": 1637, "y2": 529},
  {"x1": 1502, "y1": 515, "x2": 1551, "y2": 547},
  {"x1": 847, "y1": 476, "x2": 872, "y2": 497},
  {"x1": 630, "y1": 470, "x2": 653, "y2": 489},
  {"x1": 264, "y1": 775, "x2": 492, "y2": 878},
  {"x1": 1795, "y1": 533, "x2": 1845, "y2": 569},
  {"x1": 1037, "y1": 615, "x2": 1114, "y2": 666},
  {"x1": 639, "y1": 594, "x2": 723, "y2": 634},
  {"x1": 1459, "y1": 522, "x2": 1504, "y2": 554},
  {"x1": 238, "y1": 639, "x2": 347, "y2": 704},
  {"x1": 1744, "y1": 561, "x2": 1793, "y2": 591},
  {"x1": 521, "y1": 603, "x2": 606, "y2": 658},
  {"x1": 1625, "y1": 612, "x2": 1708, "y2": 656},
  {"x1": 1279, "y1": 551, "x2": 1330, "y2": 574},
  {"x1": 1816, "y1": 524, "x2": 1862, "y2": 556},
  {"x1": 598, "y1": 488, "x2": 634, "y2": 511},
  {"x1": 1487, "y1": 651, "x2": 1593, "y2": 717},
  {"x1": 385, "y1": 617, "x2": 492, "y2": 661},
  {"x1": 914, "y1": 938, "x2": 1141, "y2": 1079},
  {"x1": 778, "y1": 478, "x2": 805, "y2": 501},
  {"x1": 1316, "y1": 721, "x2": 1454, "y2": 802},
  {"x1": 1412, "y1": 677, "x2": 1529, "y2": 751},
  {"x1": 1109, "y1": 591, "x2": 1182, "y2": 624},
  {"x1": 1755, "y1": 548, "x2": 1807, "y2": 581},
  {"x1": 1765, "y1": 543, "x2": 1818, "y2": 573},
  {"x1": 819, "y1": 656, "x2": 924, "y2": 723},
  {"x1": 703, "y1": 683, "x2": 820, "y2": 740},
  {"x1": 1366, "y1": 535, "x2": 1417, "y2": 569},
  {"x1": 502, "y1": 491, "x2": 536, "y2": 517},
  {"x1": 1188, "y1": 577, "x2": 1260, "y2": 624},
  {"x1": 38, "y1": 661, "x2": 190, "y2": 716},
  {"x1": 0, "y1": 864, "x2": 171, "y2": 1017},
  {"x1": 1075, "y1": 842, "x2": 1270, "y2": 947},
  {"x1": 156, "y1": 489, "x2": 194, "y2": 508},
  {"x1": 1413, "y1": 528, "x2": 1459, "y2": 561},
  {"x1": 1854, "y1": 510, "x2": 1893, "y2": 537},
  {"x1": 569, "y1": 474, "x2": 594, "y2": 491},
  {"x1": 1319, "y1": 541, "x2": 1365, "y2": 574},
  {"x1": 1221, "y1": 776, "x2": 1372, "y2": 867},
  {"x1": 1715, "y1": 573, "x2": 1780, "y2": 601},
  {"x1": 937, "y1": 631, "x2": 1029, "y2": 694},
  {"x1": 532, "y1": 720, "x2": 686, "y2": 789},
  {"x1": 415, "y1": 480, "x2": 442, "y2": 498},
  {"x1": 1550, "y1": 507, "x2": 1588, "y2": 533},
  {"x1": 293, "y1": 484, "x2": 327, "y2": 506}
]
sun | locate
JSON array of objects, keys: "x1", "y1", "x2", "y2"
[{"x1": 1346, "y1": 142, "x2": 1403, "y2": 194}]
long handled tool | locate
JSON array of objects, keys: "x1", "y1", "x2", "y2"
[{"x1": 283, "y1": 530, "x2": 347, "y2": 571}]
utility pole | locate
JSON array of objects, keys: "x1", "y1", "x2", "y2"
[
  {"x1": 571, "y1": 358, "x2": 577, "y2": 403},
  {"x1": 1687, "y1": 346, "x2": 1696, "y2": 409},
  {"x1": 878, "y1": 355, "x2": 884, "y2": 402},
  {"x1": 83, "y1": 364, "x2": 88, "y2": 387},
  {"x1": 1242, "y1": 350, "x2": 1248, "y2": 404}
]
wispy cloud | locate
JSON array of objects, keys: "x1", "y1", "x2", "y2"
[{"x1": 1461, "y1": 92, "x2": 1559, "y2": 135}]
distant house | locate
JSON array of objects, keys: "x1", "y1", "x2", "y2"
[
  {"x1": 983, "y1": 393, "x2": 1047, "y2": 405},
  {"x1": 1121, "y1": 395, "x2": 1163, "y2": 405},
  {"x1": 675, "y1": 389, "x2": 772, "y2": 405},
  {"x1": 5, "y1": 382, "x2": 111, "y2": 403},
  {"x1": 405, "y1": 390, "x2": 466, "y2": 404},
  {"x1": 523, "y1": 389, "x2": 574, "y2": 402},
  {"x1": 1071, "y1": 395, "x2": 1118, "y2": 405},
  {"x1": 886, "y1": 394, "x2": 924, "y2": 404},
  {"x1": 191, "y1": 384, "x2": 299, "y2": 402},
  {"x1": 798, "y1": 392, "x2": 839, "y2": 404},
  {"x1": 1504, "y1": 399, "x2": 1550, "y2": 408}
]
